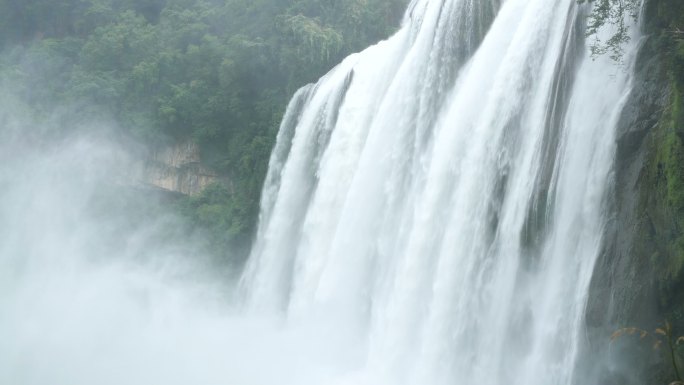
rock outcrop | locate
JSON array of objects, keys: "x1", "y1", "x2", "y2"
[{"x1": 141, "y1": 140, "x2": 218, "y2": 196}]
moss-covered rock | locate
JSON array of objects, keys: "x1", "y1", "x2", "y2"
[
  {"x1": 583, "y1": 1, "x2": 684, "y2": 383},
  {"x1": 634, "y1": 0, "x2": 684, "y2": 332}
]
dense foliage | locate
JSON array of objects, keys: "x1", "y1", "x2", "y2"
[{"x1": 0, "y1": 0, "x2": 405, "y2": 261}]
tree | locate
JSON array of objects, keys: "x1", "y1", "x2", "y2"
[
  {"x1": 0, "y1": 0, "x2": 407, "y2": 262},
  {"x1": 579, "y1": 0, "x2": 640, "y2": 61}
]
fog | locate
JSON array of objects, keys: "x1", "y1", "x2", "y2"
[
  {"x1": 0, "y1": 0, "x2": 643, "y2": 383},
  {"x1": 0, "y1": 100, "x2": 364, "y2": 385}
]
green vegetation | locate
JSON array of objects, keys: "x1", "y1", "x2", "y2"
[
  {"x1": 644, "y1": 83, "x2": 684, "y2": 289},
  {"x1": 634, "y1": 0, "x2": 684, "y2": 323},
  {"x1": 586, "y1": 2, "x2": 684, "y2": 380},
  {"x1": 0, "y1": 0, "x2": 406, "y2": 262},
  {"x1": 579, "y1": 0, "x2": 641, "y2": 61},
  {"x1": 612, "y1": 321, "x2": 684, "y2": 383}
]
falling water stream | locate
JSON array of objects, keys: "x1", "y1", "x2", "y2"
[
  {"x1": 241, "y1": 0, "x2": 640, "y2": 384},
  {"x1": 0, "y1": 0, "x2": 640, "y2": 384}
]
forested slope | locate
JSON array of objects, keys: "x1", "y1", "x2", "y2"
[{"x1": 0, "y1": 0, "x2": 406, "y2": 260}]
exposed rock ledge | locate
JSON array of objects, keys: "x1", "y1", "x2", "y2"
[{"x1": 141, "y1": 141, "x2": 218, "y2": 196}]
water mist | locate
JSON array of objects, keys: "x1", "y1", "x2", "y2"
[{"x1": 1, "y1": 0, "x2": 642, "y2": 384}]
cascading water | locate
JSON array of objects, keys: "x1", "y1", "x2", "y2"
[
  {"x1": 241, "y1": 0, "x2": 641, "y2": 384},
  {"x1": 0, "y1": 0, "x2": 643, "y2": 384}
]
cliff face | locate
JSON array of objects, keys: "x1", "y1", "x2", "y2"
[
  {"x1": 141, "y1": 141, "x2": 219, "y2": 196},
  {"x1": 582, "y1": 1, "x2": 684, "y2": 383}
]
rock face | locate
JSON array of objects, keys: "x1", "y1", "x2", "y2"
[
  {"x1": 580, "y1": 36, "x2": 669, "y2": 385},
  {"x1": 580, "y1": 1, "x2": 684, "y2": 383},
  {"x1": 142, "y1": 141, "x2": 218, "y2": 196}
]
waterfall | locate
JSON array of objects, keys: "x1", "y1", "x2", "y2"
[{"x1": 240, "y1": 0, "x2": 640, "y2": 384}]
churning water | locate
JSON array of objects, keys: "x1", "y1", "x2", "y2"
[{"x1": 1, "y1": 0, "x2": 640, "y2": 384}]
